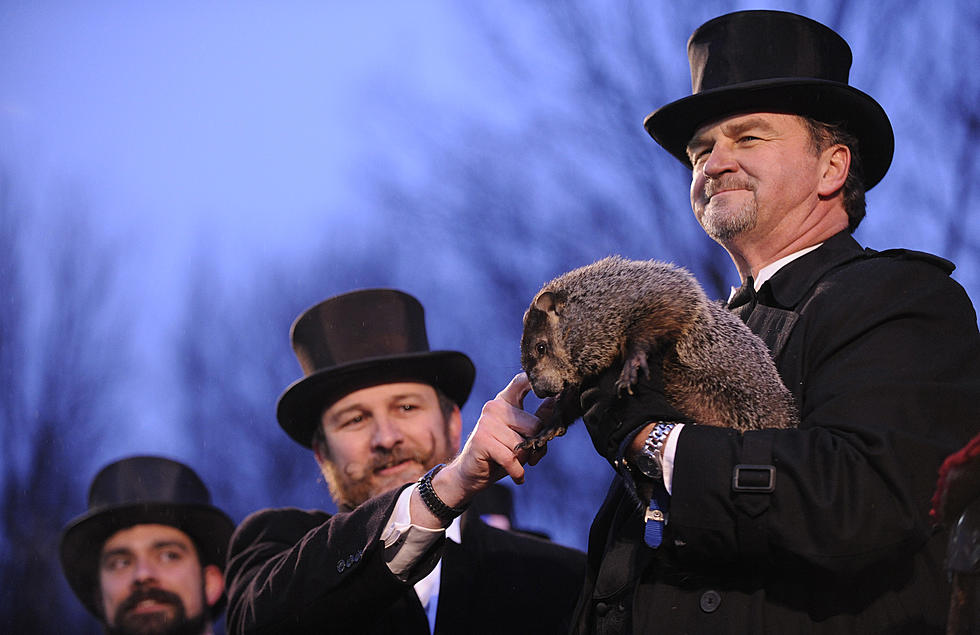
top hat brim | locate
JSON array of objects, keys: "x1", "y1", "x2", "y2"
[
  {"x1": 59, "y1": 502, "x2": 235, "y2": 619},
  {"x1": 277, "y1": 350, "x2": 476, "y2": 448},
  {"x1": 644, "y1": 78, "x2": 894, "y2": 190}
]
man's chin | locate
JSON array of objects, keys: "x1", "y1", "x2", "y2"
[
  {"x1": 107, "y1": 610, "x2": 207, "y2": 635},
  {"x1": 702, "y1": 213, "x2": 756, "y2": 242}
]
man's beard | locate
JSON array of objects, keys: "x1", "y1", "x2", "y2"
[
  {"x1": 697, "y1": 177, "x2": 758, "y2": 242},
  {"x1": 104, "y1": 586, "x2": 208, "y2": 635},
  {"x1": 323, "y1": 438, "x2": 450, "y2": 510}
]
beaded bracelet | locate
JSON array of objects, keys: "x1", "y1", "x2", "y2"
[{"x1": 417, "y1": 464, "x2": 468, "y2": 526}]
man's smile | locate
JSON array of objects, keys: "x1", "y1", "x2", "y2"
[
  {"x1": 129, "y1": 598, "x2": 173, "y2": 614},
  {"x1": 374, "y1": 459, "x2": 417, "y2": 476}
]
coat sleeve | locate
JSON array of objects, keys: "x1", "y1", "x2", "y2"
[
  {"x1": 667, "y1": 256, "x2": 980, "y2": 575},
  {"x1": 224, "y1": 486, "x2": 442, "y2": 634}
]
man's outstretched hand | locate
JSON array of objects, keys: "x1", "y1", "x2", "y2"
[{"x1": 420, "y1": 373, "x2": 553, "y2": 526}]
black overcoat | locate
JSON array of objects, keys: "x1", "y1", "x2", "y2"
[
  {"x1": 225, "y1": 484, "x2": 586, "y2": 634},
  {"x1": 573, "y1": 232, "x2": 980, "y2": 634}
]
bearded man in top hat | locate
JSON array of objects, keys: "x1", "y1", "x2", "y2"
[
  {"x1": 224, "y1": 289, "x2": 585, "y2": 634},
  {"x1": 60, "y1": 456, "x2": 235, "y2": 635},
  {"x1": 568, "y1": 10, "x2": 980, "y2": 634}
]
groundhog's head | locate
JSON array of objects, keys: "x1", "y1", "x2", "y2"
[{"x1": 521, "y1": 289, "x2": 579, "y2": 399}]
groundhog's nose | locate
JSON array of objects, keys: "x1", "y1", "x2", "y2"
[{"x1": 528, "y1": 377, "x2": 557, "y2": 400}]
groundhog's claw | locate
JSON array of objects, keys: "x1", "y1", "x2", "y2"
[{"x1": 515, "y1": 425, "x2": 567, "y2": 452}]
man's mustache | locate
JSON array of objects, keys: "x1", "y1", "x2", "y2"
[
  {"x1": 343, "y1": 446, "x2": 433, "y2": 478},
  {"x1": 370, "y1": 446, "x2": 432, "y2": 473},
  {"x1": 704, "y1": 177, "x2": 755, "y2": 199},
  {"x1": 116, "y1": 586, "x2": 184, "y2": 617}
]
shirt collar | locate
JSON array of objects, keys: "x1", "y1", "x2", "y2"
[
  {"x1": 755, "y1": 243, "x2": 824, "y2": 289},
  {"x1": 728, "y1": 243, "x2": 823, "y2": 301},
  {"x1": 446, "y1": 515, "x2": 462, "y2": 544}
]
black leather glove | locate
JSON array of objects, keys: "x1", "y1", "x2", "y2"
[{"x1": 580, "y1": 353, "x2": 687, "y2": 466}]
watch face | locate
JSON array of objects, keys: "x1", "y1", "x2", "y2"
[{"x1": 634, "y1": 450, "x2": 662, "y2": 480}]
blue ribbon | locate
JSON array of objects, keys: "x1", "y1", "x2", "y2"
[{"x1": 643, "y1": 483, "x2": 670, "y2": 548}]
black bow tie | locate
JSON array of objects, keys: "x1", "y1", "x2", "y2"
[{"x1": 728, "y1": 276, "x2": 757, "y2": 319}]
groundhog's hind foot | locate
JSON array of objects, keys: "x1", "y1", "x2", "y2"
[
  {"x1": 615, "y1": 350, "x2": 651, "y2": 395},
  {"x1": 515, "y1": 425, "x2": 567, "y2": 452}
]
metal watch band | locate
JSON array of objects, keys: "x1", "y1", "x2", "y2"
[
  {"x1": 417, "y1": 463, "x2": 468, "y2": 525},
  {"x1": 640, "y1": 421, "x2": 677, "y2": 480}
]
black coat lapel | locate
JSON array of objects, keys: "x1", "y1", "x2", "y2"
[
  {"x1": 736, "y1": 232, "x2": 868, "y2": 360},
  {"x1": 433, "y1": 538, "x2": 475, "y2": 634}
]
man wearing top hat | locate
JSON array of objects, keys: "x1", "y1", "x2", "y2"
[
  {"x1": 568, "y1": 10, "x2": 980, "y2": 633},
  {"x1": 60, "y1": 456, "x2": 235, "y2": 635},
  {"x1": 224, "y1": 289, "x2": 585, "y2": 634}
]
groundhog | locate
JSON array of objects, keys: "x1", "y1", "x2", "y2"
[{"x1": 519, "y1": 256, "x2": 798, "y2": 449}]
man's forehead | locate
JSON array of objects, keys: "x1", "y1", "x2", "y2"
[{"x1": 102, "y1": 523, "x2": 194, "y2": 552}]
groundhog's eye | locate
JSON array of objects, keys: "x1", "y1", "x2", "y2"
[{"x1": 536, "y1": 343, "x2": 547, "y2": 355}]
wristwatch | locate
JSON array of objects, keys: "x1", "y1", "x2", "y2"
[{"x1": 631, "y1": 422, "x2": 677, "y2": 480}]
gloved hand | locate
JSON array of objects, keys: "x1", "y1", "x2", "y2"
[{"x1": 580, "y1": 352, "x2": 687, "y2": 466}]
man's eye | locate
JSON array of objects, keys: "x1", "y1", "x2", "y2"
[
  {"x1": 160, "y1": 550, "x2": 183, "y2": 563},
  {"x1": 104, "y1": 556, "x2": 130, "y2": 571},
  {"x1": 738, "y1": 135, "x2": 761, "y2": 143},
  {"x1": 399, "y1": 404, "x2": 418, "y2": 412},
  {"x1": 342, "y1": 414, "x2": 365, "y2": 427}
]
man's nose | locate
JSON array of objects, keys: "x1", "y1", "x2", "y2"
[
  {"x1": 131, "y1": 557, "x2": 158, "y2": 584},
  {"x1": 701, "y1": 142, "x2": 737, "y2": 177},
  {"x1": 371, "y1": 415, "x2": 405, "y2": 449}
]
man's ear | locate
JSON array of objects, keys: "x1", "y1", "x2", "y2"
[
  {"x1": 94, "y1": 585, "x2": 108, "y2": 623},
  {"x1": 312, "y1": 427, "x2": 328, "y2": 465},
  {"x1": 203, "y1": 564, "x2": 225, "y2": 608},
  {"x1": 448, "y1": 406, "x2": 463, "y2": 453},
  {"x1": 818, "y1": 143, "x2": 850, "y2": 197}
]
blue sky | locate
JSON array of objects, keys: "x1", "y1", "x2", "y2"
[{"x1": 2, "y1": 2, "x2": 505, "y2": 447}]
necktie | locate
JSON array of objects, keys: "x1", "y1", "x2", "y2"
[{"x1": 728, "y1": 276, "x2": 757, "y2": 321}]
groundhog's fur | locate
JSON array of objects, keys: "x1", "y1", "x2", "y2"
[{"x1": 519, "y1": 256, "x2": 798, "y2": 448}]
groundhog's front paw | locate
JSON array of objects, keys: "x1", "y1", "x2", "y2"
[
  {"x1": 615, "y1": 353, "x2": 650, "y2": 395},
  {"x1": 515, "y1": 425, "x2": 567, "y2": 452}
]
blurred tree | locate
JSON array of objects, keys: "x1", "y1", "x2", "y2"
[
  {"x1": 173, "y1": 250, "x2": 325, "y2": 522},
  {"x1": 0, "y1": 177, "x2": 125, "y2": 633},
  {"x1": 849, "y1": 0, "x2": 980, "y2": 296}
]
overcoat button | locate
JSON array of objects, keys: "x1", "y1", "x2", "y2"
[
  {"x1": 594, "y1": 601, "x2": 609, "y2": 616},
  {"x1": 699, "y1": 590, "x2": 721, "y2": 613},
  {"x1": 336, "y1": 560, "x2": 345, "y2": 573}
]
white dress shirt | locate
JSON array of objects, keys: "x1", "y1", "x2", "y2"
[{"x1": 380, "y1": 484, "x2": 462, "y2": 634}]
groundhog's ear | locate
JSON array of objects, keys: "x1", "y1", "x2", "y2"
[{"x1": 533, "y1": 291, "x2": 560, "y2": 315}]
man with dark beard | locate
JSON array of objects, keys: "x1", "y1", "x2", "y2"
[
  {"x1": 225, "y1": 289, "x2": 585, "y2": 634},
  {"x1": 60, "y1": 456, "x2": 234, "y2": 635}
]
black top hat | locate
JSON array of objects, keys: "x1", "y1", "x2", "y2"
[
  {"x1": 59, "y1": 456, "x2": 235, "y2": 620},
  {"x1": 644, "y1": 10, "x2": 894, "y2": 189},
  {"x1": 276, "y1": 289, "x2": 476, "y2": 448}
]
